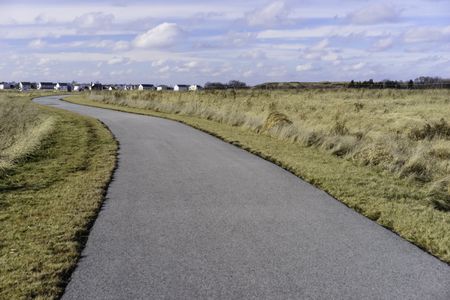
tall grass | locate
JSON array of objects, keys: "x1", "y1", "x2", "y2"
[
  {"x1": 88, "y1": 89, "x2": 450, "y2": 211},
  {"x1": 0, "y1": 95, "x2": 55, "y2": 175}
]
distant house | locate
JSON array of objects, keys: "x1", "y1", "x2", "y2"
[
  {"x1": 114, "y1": 84, "x2": 127, "y2": 90},
  {"x1": 156, "y1": 85, "x2": 171, "y2": 91},
  {"x1": 90, "y1": 83, "x2": 103, "y2": 91},
  {"x1": 37, "y1": 82, "x2": 55, "y2": 90},
  {"x1": 189, "y1": 84, "x2": 203, "y2": 91},
  {"x1": 73, "y1": 83, "x2": 90, "y2": 92},
  {"x1": 173, "y1": 84, "x2": 189, "y2": 91},
  {"x1": 55, "y1": 83, "x2": 71, "y2": 92},
  {"x1": 138, "y1": 84, "x2": 155, "y2": 90},
  {"x1": 0, "y1": 82, "x2": 16, "y2": 89},
  {"x1": 19, "y1": 82, "x2": 31, "y2": 91}
]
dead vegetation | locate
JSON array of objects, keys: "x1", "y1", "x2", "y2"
[
  {"x1": 87, "y1": 89, "x2": 450, "y2": 211},
  {"x1": 0, "y1": 94, "x2": 55, "y2": 175}
]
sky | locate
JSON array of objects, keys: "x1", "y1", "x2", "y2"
[{"x1": 0, "y1": 0, "x2": 449, "y2": 85}]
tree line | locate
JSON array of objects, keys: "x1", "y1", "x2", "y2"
[
  {"x1": 348, "y1": 77, "x2": 450, "y2": 89},
  {"x1": 204, "y1": 80, "x2": 248, "y2": 90}
]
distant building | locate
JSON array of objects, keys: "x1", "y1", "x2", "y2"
[
  {"x1": 0, "y1": 82, "x2": 15, "y2": 89},
  {"x1": 156, "y1": 85, "x2": 171, "y2": 91},
  {"x1": 55, "y1": 82, "x2": 71, "y2": 92},
  {"x1": 189, "y1": 84, "x2": 203, "y2": 91},
  {"x1": 138, "y1": 84, "x2": 155, "y2": 90},
  {"x1": 1, "y1": 82, "x2": 16, "y2": 89},
  {"x1": 19, "y1": 82, "x2": 31, "y2": 91},
  {"x1": 37, "y1": 82, "x2": 55, "y2": 90},
  {"x1": 173, "y1": 84, "x2": 189, "y2": 91},
  {"x1": 114, "y1": 84, "x2": 128, "y2": 90},
  {"x1": 90, "y1": 83, "x2": 103, "y2": 91},
  {"x1": 73, "y1": 83, "x2": 90, "y2": 92}
]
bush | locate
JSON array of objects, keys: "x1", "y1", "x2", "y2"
[
  {"x1": 428, "y1": 177, "x2": 450, "y2": 211},
  {"x1": 409, "y1": 118, "x2": 450, "y2": 140},
  {"x1": 263, "y1": 112, "x2": 292, "y2": 131}
]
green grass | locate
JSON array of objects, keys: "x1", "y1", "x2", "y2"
[
  {"x1": 65, "y1": 90, "x2": 450, "y2": 264},
  {"x1": 0, "y1": 94, "x2": 117, "y2": 299},
  {"x1": 0, "y1": 92, "x2": 55, "y2": 174}
]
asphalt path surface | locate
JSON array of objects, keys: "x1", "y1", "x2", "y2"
[{"x1": 35, "y1": 96, "x2": 450, "y2": 299}]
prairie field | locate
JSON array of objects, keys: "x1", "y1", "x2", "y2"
[
  {"x1": 0, "y1": 93, "x2": 55, "y2": 175},
  {"x1": 67, "y1": 88, "x2": 450, "y2": 262},
  {"x1": 0, "y1": 93, "x2": 117, "y2": 299},
  {"x1": 92, "y1": 88, "x2": 450, "y2": 209}
]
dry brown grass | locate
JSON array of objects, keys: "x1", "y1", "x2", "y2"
[
  {"x1": 90, "y1": 89, "x2": 450, "y2": 211},
  {"x1": 0, "y1": 94, "x2": 55, "y2": 174},
  {"x1": 0, "y1": 93, "x2": 117, "y2": 299},
  {"x1": 66, "y1": 89, "x2": 450, "y2": 263}
]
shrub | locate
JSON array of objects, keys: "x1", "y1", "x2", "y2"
[
  {"x1": 263, "y1": 111, "x2": 292, "y2": 131},
  {"x1": 409, "y1": 118, "x2": 450, "y2": 140},
  {"x1": 428, "y1": 177, "x2": 450, "y2": 211}
]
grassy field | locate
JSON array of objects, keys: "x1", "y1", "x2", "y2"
[
  {"x1": 66, "y1": 89, "x2": 450, "y2": 263},
  {"x1": 0, "y1": 93, "x2": 117, "y2": 299}
]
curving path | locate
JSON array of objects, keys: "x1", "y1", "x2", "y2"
[{"x1": 35, "y1": 96, "x2": 450, "y2": 299}]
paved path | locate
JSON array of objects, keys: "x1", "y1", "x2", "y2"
[{"x1": 35, "y1": 96, "x2": 450, "y2": 299}]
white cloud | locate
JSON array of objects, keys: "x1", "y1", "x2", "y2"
[
  {"x1": 351, "y1": 62, "x2": 366, "y2": 70},
  {"x1": 246, "y1": 1, "x2": 290, "y2": 27},
  {"x1": 226, "y1": 31, "x2": 256, "y2": 46},
  {"x1": 257, "y1": 25, "x2": 397, "y2": 40},
  {"x1": 322, "y1": 52, "x2": 339, "y2": 62},
  {"x1": 152, "y1": 59, "x2": 167, "y2": 67},
  {"x1": 373, "y1": 37, "x2": 394, "y2": 51},
  {"x1": 185, "y1": 61, "x2": 199, "y2": 68},
  {"x1": 37, "y1": 58, "x2": 50, "y2": 66},
  {"x1": 347, "y1": 4, "x2": 401, "y2": 24},
  {"x1": 113, "y1": 41, "x2": 130, "y2": 51},
  {"x1": 311, "y1": 39, "x2": 329, "y2": 51},
  {"x1": 133, "y1": 23, "x2": 185, "y2": 48},
  {"x1": 107, "y1": 56, "x2": 129, "y2": 65},
  {"x1": 28, "y1": 39, "x2": 46, "y2": 49},
  {"x1": 404, "y1": 27, "x2": 450, "y2": 43},
  {"x1": 239, "y1": 49, "x2": 267, "y2": 60},
  {"x1": 296, "y1": 64, "x2": 313, "y2": 72},
  {"x1": 73, "y1": 12, "x2": 115, "y2": 30},
  {"x1": 243, "y1": 70, "x2": 254, "y2": 77},
  {"x1": 159, "y1": 65, "x2": 170, "y2": 73}
]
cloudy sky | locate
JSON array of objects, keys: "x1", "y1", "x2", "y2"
[{"x1": 0, "y1": 0, "x2": 449, "y2": 85}]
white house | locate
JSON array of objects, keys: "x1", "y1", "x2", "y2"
[
  {"x1": 19, "y1": 82, "x2": 31, "y2": 91},
  {"x1": 1, "y1": 82, "x2": 17, "y2": 89},
  {"x1": 73, "y1": 83, "x2": 89, "y2": 91},
  {"x1": 90, "y1": 83, "x2": 103, "y2": 91},
  {"x1": 138, "y1": 84, "x2": 155, "y2": 90},
  {"x1": 156, "y1": 85, "x2": 171, "y2": 91},
  {"x1": 37, "y1": 82, "x2": 55, "y2": 90},
  {"x1": 55, "y1": 83, "x2": 71, "y2": 92},
  {"x1": 189, "y1": 84, "x2": 203, "y2": 91},
  {"x1": 174, "y1": 84, "x2": 189, "y2": 91}
]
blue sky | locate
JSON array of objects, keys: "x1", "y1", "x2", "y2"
[{"x1": 0, "y1": 0, "x2": 449, "y2": 85}]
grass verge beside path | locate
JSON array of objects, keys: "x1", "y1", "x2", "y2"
[
  {"x1": 0, "y1": 98, "x2": 117, "y2": 299},
  {"x1": 65, "y1": 94, "x2": 450, "y2": 264}
]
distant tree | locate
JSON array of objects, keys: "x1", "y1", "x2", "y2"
[
  {"x1": 348, "y1": 80, "x2": 355, "y2": 88},
  {"x1": 204, "y1": 82, "x2": 227, "y2": 90},
  {"x1": 408, "y1": 80, "x2": 414, "y2": 89},
  {"x1": 227, "y1": 80, "x2": 247, "y2": 89}
]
